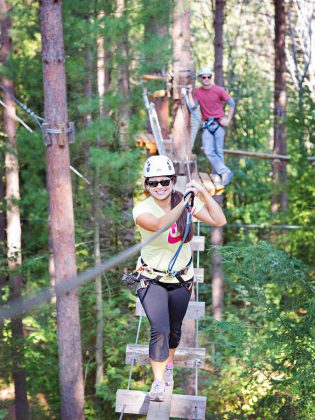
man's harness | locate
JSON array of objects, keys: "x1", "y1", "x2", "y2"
[
  {"x1": 122, "y1": 192, "x2": 195, "y2": 292},
  {"x1": 202, "y1": 117, "x2": 222, "y2": 134}
]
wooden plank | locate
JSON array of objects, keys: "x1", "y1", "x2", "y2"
[
  {"x1": 198, "y1": 172, "x2": 216, "y2": 196},
  {"x1": 136, "y1": 299, "x2": 205, "y2": 320},
  {"x1": 116, "y1": 390, "x2": 148, "y2": 416},
  {"x1": 224, "y1": 148, "x2": 290, "y2": 161},
  {"x1": 126, "y1": 344, "x2": 205, "y2": 368},
  {"x1": 146, "y1": 381, "x2": 173, "y2": 419},
  {"x1": 116, "y1": 390, "x2": 207, "y2": 419},
  {"x1": 194, "y1": 268, "x2": 204, "y2": 283},
  {"x1": 170, "y1": 394, "x2": 206, "y2": 419},
  {"x1": 190, "y1": 235, "x2": 205, "y2": 251}
]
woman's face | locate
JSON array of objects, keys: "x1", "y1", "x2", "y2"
[{"x1": 146, "y1": 176, "x2": 173, "y2": 201}]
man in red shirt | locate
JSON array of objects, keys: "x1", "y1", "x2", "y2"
[{"x1": 187, "y1": 66, "x2": 235, "y2": 186}]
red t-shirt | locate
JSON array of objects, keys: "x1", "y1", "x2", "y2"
[{"x1": 193, "y1": 85, "x2": 230, "y2": 120}]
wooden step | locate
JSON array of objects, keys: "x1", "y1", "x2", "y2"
[
  {"x1": 190, "y1": 236, "x2": 205, "y2": 252},
  {"x1": 126, "y1": 344, "x2": 205, "y2": 368},
  {"x1": 194, "y1": 268, "x2": 204, "y2": 283},
  {"x1": 116, "y1": 389, "x2": 207, "y2": 419},
  {"x1": 147, "y1": 381, "x2": 173, "y2": 419},
  {"x1": 136, "y1": 299, "x2": 205, "y2": 320}
]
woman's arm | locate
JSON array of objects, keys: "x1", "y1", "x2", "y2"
[
  {"x1": 135, "y1": 200, "x2": 186, "y2": 232},
  {"x1": 185, "y1": 181, "x2": 227, "y2": 227}
]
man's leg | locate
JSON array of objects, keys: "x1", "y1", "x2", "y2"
[
  {"x1": 214, "y1": 126, "x2": 233, "y2": 185},
  {"x1": 202, "y1": 128, "x2": 227, "y2": 175}
]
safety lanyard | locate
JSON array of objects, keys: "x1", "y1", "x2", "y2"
[{"x1": 167, "y1": 194, "x2": 194, "y2": 276}]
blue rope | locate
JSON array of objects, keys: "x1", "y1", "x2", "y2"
[{"x1": 167, "y1": 193, "x2": 194, "y2": 275}]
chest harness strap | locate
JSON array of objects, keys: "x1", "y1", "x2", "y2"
[{"x1": 140, "y1": 191, "x2": 195, "y2": 291}]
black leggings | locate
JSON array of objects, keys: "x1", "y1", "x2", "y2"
[{"x1": 137, "y1": 282, "x2": 192, "y2": 362}]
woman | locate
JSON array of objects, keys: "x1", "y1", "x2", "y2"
[{"x1": 132, "y1": 155, "x2": 226, "y2": 401}]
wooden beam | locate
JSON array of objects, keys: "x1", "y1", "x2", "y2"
[
  {"x1": 136, "y1": 299, "x2": 205, "y2": 320},
  {"x1": 116, "y1": 390, "x2": 207, "y2": 419},
  {"x1": 126, "y1": 344, "x2": 205, "y2": 368},
  {"x1": 142, "y1": 74, "x2": 168, "y2": 82},
  {"x1": 147, "y1": 382, "x2": 173, "y2": 419},
  {"x1": 191, "y1": 236, "x2": 205, "y2": 251},
  {"x1": 224, "y1": 149, "x2": 290, "y2": 161}
]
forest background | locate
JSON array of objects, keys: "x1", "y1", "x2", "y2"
[{"x1": 0, "y1": 0, "x2": 314, "y2": 418}]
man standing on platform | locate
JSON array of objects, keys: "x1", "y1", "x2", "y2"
[{"x1": 187, "y1": 66, "x2": 235, "y2": 186}]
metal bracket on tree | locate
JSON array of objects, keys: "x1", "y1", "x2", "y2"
[{"x1": 42, "y1": 122, "x2": 75, "y2": 146}]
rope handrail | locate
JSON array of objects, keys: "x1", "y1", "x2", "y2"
[{"x1": 0, "y1": 197, "x2": 192, "y2": 324}]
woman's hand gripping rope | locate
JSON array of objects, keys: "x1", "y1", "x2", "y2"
[{"x1": 185, "y1": 180, "x2": 206, "y2": 200}]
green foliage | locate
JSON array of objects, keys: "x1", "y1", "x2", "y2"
[
  {"x1": 198, "y1": 242, "x2": 315, "y2": 418},
  {"x1": 0, "y1": 0, "x2": 314, "y2": 418}
]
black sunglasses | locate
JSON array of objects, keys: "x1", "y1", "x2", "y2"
[
  {"x1": 146, "y1": 179, "x2": 172, "y2": 188},
  {"x1": 201, "y1": 76, "x2": 211, "y2": 80}
]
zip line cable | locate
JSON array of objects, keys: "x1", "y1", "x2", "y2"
[
  {"x1": 0, "y1": 195, "x2": 194, "y2": 323},
  {"x1": 0, "y1": 85, "x2": 97, "y2": 189}
]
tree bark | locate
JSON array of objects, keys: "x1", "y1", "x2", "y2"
[
  {"x1": 214, "y1": 0, "x2": 224, "y2": 86},
  {"x1": 94, "y1": 9, "x2": 109, "y2": 390},
  {"x1": 211, "y1": 0, "x2": 225, "y2": 321},
  {"x1": 272, "y1": 0, "x2": 287, "y2": 212},
  {"x1": 0, "y1": 1, "x2": 30, "y2": 418},
  {"x1": 116, "y1": 0, "x2": 130, "y2": 148},
  {"x1": 0, "y1": 156, "x2": 6, "y2": 295},
  {"x1": 172, "y1": 0, "x2": 192, "y2": 167},
  {"x1": 143, "y1": 1, "x2": 170, "y2": 141},
  {"x1": 39, "y1": 1, "x2": 85, "y2": 418},
  {"x1": 171, "y1": 0, "x2": 195, "y2": 395}
]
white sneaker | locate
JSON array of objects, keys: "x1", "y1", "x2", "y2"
[
  {"x1": 210, "y1": 173, "x2": 223, "y2": 187},
  {"x1": 149, "y1": 380, "x2": 165, "y2": 401},
  {"x1": 164, "y1": 365, "x2": 174, "y2": 386},
  {"x1": 221, "y1": 170, "x2": 234, "y2": 186}
]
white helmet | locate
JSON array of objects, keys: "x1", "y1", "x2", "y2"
[
  {"x1": 198, "y1": 66, "x2": 213, "y2": 77},
  {"x1": 143, "y1": 155, "x2": 175, "y2": 177}
]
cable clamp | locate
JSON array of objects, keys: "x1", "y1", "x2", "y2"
[{"x1": 42, "y1": 122, "x2": 75, "y2": 146}]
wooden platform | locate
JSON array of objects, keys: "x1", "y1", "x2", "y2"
[
  {"x1": 125, "y1": 344, "x2": 205, "y2": 368},
  {"x1": 136, "y1": 299, "x2": 205, "y2": 320},
  {"x1": 116, "y1": 389, "x2": 207, "y2": 419}
]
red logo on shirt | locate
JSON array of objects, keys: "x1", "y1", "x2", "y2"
[{"x1": 168, "y1": 223, "x2": 182, "y2": 244}]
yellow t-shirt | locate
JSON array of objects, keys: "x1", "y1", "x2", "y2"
[{"x1": 132, "y1": 196, "x2": 204, "y2": 283}]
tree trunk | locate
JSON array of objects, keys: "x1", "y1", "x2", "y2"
[
  {"x1": 172, "y1": 0, "x2": 192, "y2": 168},
  {"x1": 172, "y1": 0, "x2": 195, "y2": 395},
  {"x1": 0, "y1": 2, "x2": 30, "y2": 418},
  {"x1": 211, "y1": 0, "x2": 225, "y2": 321},
  {"x1": 143, "y1": 1, "x2": 170, "y2": 141},
  {"x1": 272, "y1": 0, "x2": 287, "y2": 213},
  {"x1": 0, "y1": 158, "x2": 6, "y2": 295},
  {"x1": 94, "y1": 10, "x2": 108, "y2": 390},
  {"x1": 214, "y1": 0, "x2": 224, "y2": 87},
  {"x1": 39, "y1": 1, "x2": 85, "y2": 419},
  {"x1": 116, "y1": 0, "x2": 130, "y2": 148}
]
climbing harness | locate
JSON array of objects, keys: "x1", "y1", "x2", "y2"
[
  {"x1": 202, "y1": 117, "x2": 222, "y2": 134},
  {"x1": 182, "y1": 87, "x2": 222, "y2": 137},
  {"x1": 122, "y1": 191, "x2": 195, "y2": 292},
  {"x1": 167, "y1": 190, "x2": 194, "y2": 275}
]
